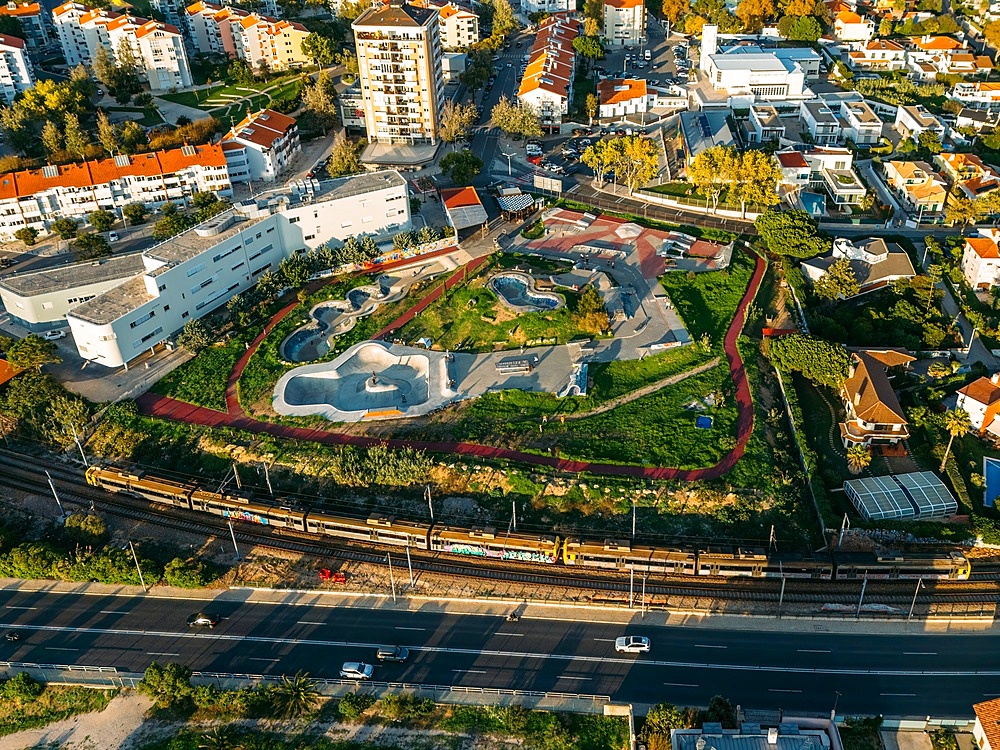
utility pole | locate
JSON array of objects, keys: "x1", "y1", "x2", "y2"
[
  {"x1": 387, "y1": 553, "x2": 397, "y2": 602},
  {"x1": 632, "y1": 500, "x2": 637, "y2": 540},
  {"x1": 70, "y1": 425, "x2": 89, "y2": 467},
  {"x1": 45, "y1": 471, "x2": 66, "y2": 518},
  {"x1": 641, "y1": 574, "x2": 647, "y2": 618},
  {"x1": 129, "y1": 540, "x2": 147, "y2": 592},
  {"x1": 511, "y1": 500, "x2": 517, "y2": 531},
  {"x1": 838, "y1": 513, "x2": 849, "y2": 550},
  {"x1": 406, "y1": 544, "x2": 414, "y2": 587},
  {"x1": 425, "y1": 485, "x2": 433, "y2": 520},
  {"x1": 777, "y1": 563, "x2": 786, "y2": 619},
  {"x1": 908, "y1": 577, "x2": 925, "y2": 622},
  {"x1": 232, "y1": 462, "x2": 242, "y2": 490},
  {"x1": 855, "y1": 575, "x2": 868, "y2": 620},
  {"x1": 228, "y1": 520, "x2": 241, "y2": 561},
  {"x1": 262, "y1": 462, "x2": 273, "y2": 495},
  {"x1": 629, "y1": 568, "x2": 634, "y2": 608}
]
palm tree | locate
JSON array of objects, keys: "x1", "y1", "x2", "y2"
[
  {"x1": 939, "y1": 408, "x2": 972, "y2": 473},
  {"x1": 273, "y1": 671, "x2": 322, "y2": 719},
  {"x1": 199, "y1": 726, "x2": 241, "y2": 750},
  {"x1": 846, "y1": 444, "x2": 872, "y2": 475}
]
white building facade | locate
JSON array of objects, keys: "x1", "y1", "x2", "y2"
[
  {"x1": 603, "y1": 0, "x2": 644, "y2": 48},
  {"x1": 0, "y1": 33, "x2": 33, "y2": 104},
  {"x1": 222, "y1": 109, "x2": 301, "y2": 183}
]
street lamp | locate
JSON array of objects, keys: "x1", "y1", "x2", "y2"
[
  {"x1": 907, "y1": 577, "x2": 925, "y2": 621},
  {"x1": 832, "y1": 690, "x2": 842, "y2": 720},
  {"x1": 968, "y1": 325, "x2": 980, "y2": 354},
  {"x1": 502, "y1": 151, "x2": 516, "y2": 176}
]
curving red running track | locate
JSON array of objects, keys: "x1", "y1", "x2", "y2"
[{"x1": 137, "y1": 251, "x2": 766, "y2": 480}]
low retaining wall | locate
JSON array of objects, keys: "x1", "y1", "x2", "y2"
[{"x1": 633, "y1": 189, "x2": 764, "y2": 221}]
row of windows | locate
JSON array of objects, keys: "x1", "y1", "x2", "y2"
[{"x1": 132, "y1": 326, "x2": 163, "y2": 350}]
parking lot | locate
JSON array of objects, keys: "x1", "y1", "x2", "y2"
[{"x1": 597, "y1": 25, "x2": 694, "y2": 90}]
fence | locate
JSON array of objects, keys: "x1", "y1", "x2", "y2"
[{"x1": 634, "y1": 188, "x2": 765, "y2": 221}]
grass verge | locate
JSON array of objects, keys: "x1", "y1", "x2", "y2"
[{"x1": 0, "y1": 684, "x2": 115, "y2": 736}]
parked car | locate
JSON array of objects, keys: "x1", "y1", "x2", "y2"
[
  {"x1": 41, "y1": 330, "x2": 66, "y2": 341},
  {"x1": 340, "y1": 662, "x2": 374, "y2": 680},
  {"x1": 0, "y1": 258, "x2": 12, "y2": 268},
  {"x1": 186, "y1": 612, "x2": 220, "y2": 627},
  {"x1": 376, "y1": 646, "x2": 410, "y2": 663},
  {"x1": 108, "y1": 231, "x2": 119, "y2": 242},
  {"x1": 614, "y1": 636, "x2": 650, "y2": 653}
]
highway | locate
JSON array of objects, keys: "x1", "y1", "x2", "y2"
[{"x1": 2, "y1": 588, "x2": 998, "y2": 716}]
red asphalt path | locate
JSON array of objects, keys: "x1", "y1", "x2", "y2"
[{"x1": 137, "y1": 251, "x2": 767, "y2": 480}]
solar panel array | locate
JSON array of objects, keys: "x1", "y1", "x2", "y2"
[
  {"x1": 843, "y1": 471, "x2": 957, "y2": 521},
  {"x1": 699, "y1": 114, "x2": 712, "y2": 138}
]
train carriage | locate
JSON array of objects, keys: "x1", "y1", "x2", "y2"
[
  {"x1": 305, "y1": 512, "x2": 432, "y2": 549},
  {"x1": 86, "y1": 466, "x2": 195, "y2": 509},
  {"x1": 696, "y1": 548, "x2": 769, "y2": 577},
  {"x1": 430, "y1": 525, "x2": 559, "y2": 564},
  {"x1": 759, "y1": 552, "x2": 834, "y2": 580},
  {"x1": 562, "y1": 538, "x2": 699, "y2": 576},
  {"x1": 834, "y1": 550, "x2": 970, "y2": 580}
]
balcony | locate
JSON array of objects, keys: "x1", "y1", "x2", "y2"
[{"x1": 839, "y1": 420, "x2": 909, "y2": 445}]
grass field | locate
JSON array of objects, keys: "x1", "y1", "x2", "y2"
[
  {"x1": 150, "y1": 340, "x2": 245, "y2": 412},
  {"x1": 0, "y1": 683, "x2": 115, "y2": 736},
  {"x1": 160, "y1": 75, "x2": 302, "y2": 114}
]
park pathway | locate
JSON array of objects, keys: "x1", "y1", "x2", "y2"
[{"x1": 137, "y1": 250, "x2": 767, "y2": 480}]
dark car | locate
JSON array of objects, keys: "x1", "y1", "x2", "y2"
[
  {"x1": 0, "y1": 258, "x2": 12, "y2": 268},
  {"x1": 187, "y1": 612, "x2": 220, "y2": 627},
  {"x1": 376, "y1": 646, "x2": 410, "y2": 663},
  {"x1": 4, "y1": 631, "x2": 19, "y2": 641}
]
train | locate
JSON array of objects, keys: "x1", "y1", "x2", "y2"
[{"x1": 84, "y1": 465, "x2": 972, "y2": 581}]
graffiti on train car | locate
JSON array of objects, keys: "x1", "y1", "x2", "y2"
[
  {"x1": 223, "y1": 509, "x2": 269, "y2": 525},
  {"x1": 444, "y1": 543, "x2": 556, "y2": 564}
]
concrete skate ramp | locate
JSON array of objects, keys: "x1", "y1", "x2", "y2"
[{"x1": 282, "y1": 342, "x2": 429, "y2": 412}]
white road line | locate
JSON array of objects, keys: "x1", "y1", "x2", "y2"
[
  {"x1": 45, "y1": 647, "x2": 78, "y2": 651},
  {"x1": 768, "y1": 689, "x2": 802, "y2": 693},
  {"x1": 5, "y1": 606, "x2": 36, "y2": 610},
  {"x1": 297, "y1": 621, "x2": 326, "y2": 626},
  {"x1": 248, "y1": 657, "x2": 280, "y2": 662},
  {"x1": 904, "y1": 652, "x2": 937, "y2": 656},
  {"x1": 147, "y1": 652, "x2": 180, "y2": 656},
  {"x1": 558, "y1": 676, "x2": 591, "y2": 681},
  {"x1": 664, "y1": 682, "x2": 699, "y2": 688},
  {"x1": 594, "y1": 638, "x2": 615, "y2": 642},
  {"x1": 496, "y1": 632, "x2": 523, "y2": 637},
  {"x1": 797, "y1": 649, "x2": 831, "y2": 654},
  {"x1": 396, "y1": 627, "x2": 426, "y2": 631},
  {"x1": 99, "y1": 611, "x2": 130, "y2": 615},
  {"x1": 452, "y1": 669, "x2": 486, "y2": 674},
  {"x1": 880, "y1": 693, "x2": 916, "y2": 697},
  {"x1": 694, "y1": 644, "x2": 727, "y2": 649}
]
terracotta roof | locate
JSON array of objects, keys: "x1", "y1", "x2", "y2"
[
  {"x1": 440, "y1": 186, "x2": 482, "y2": 209},
  {"x1": 52, "y1": 2, "x2": 85, "y2": 18},
  {"x1": 908, "y1": 180, "x2": 946, "y2": 200},
  {"x1": 910, "y1": 35, "x2": 964, "y2": 50},
  {"x1": 604, "y1": 0, "x2": 643, "y2": 7},
  {"x1": 966, "y1": 236, "x2": 1000, "y2": 259},
  {"x1": 598, "y1": 78, "x2": 646, "y2": 105},
  {"x1": 866, "y1": 39, "x2": 903, "y2": 51},
  {"x1": 0, "y1": 359, "x2": 23, "y2": 387},
  {"x1": 959, "y1": 377, "x2": 1000, "y2": 407},
  {"x1": 517, "y1": 17, "x2": 578, "y2": 98},
  {"x1": 843, "y1": 351, "x2": 908, "y2": 425},
  {"x1": 836, "y1": 10, "x2": 862, "y2": 23},
  {"x1": 861, "y1": 348, "x2": 915, "y2": 368},
  {"x1": 185, "y1": 0, "x2": 221, "y2": 13},
  {"x1": 977, "y1": 55, "x2": 994, "y2": 68},
  {"x1": 221, "y1": 140, "x2": 245, "y2": 151},
  {"x1": 0, "y1": 33, "x2": 24, "y2": 48},
  {"x1": 0, "y1": 2, "x2": 40, "y2": 17},
  {"x1": 135, "y1": 19, "x2": 181, "y2": 37},
  {"x1": 974, "y1": 698, "x2": 1000, "y2": 750},
  {"x1": 224, "y1": 108, "x2": 296, "y2": 150},
  {"x1": 777, "y1": 151, "x2": 809, "y2": 168}
]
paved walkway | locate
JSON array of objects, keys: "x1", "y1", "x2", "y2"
[{"x1": 137, "y1": 248, "x2": 765, "y2": 480}]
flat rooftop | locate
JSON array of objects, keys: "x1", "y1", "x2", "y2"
[
  {"x1": 68, "y1": 275, "x2": 155, "y2": 327},
  {"x1": 0, "y1": 253, "x2": 146, "y2": 297}
]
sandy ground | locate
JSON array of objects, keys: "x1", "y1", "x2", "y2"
[{"x1": 0, "y1": 694, "x2": 152, "y2": 750}]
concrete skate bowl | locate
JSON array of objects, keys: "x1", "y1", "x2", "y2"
[
  {"x1": 489, "y1": 272, "x2": 564, "y2": 313},
  {"x1": 280, "y1": 342, "x2": 430, "y2": 415},
  {"x1": 280, "y1": 285, "x2": 384, "y2": 363}
]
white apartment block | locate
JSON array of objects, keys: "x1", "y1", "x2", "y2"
[
  {"x1": 222, "y1": 108, "x2": 301, "y2": 183},
  {"x1": 135, "y1": 20, "x2": 191, "y2": 90},
  {"x1": 521, "y1": 0, "x2": 572, "y2": 14},
  {"x1": 0, "y1": 33, "x2": 33, "y2": 104},
  {"x1": 66, "y1": 171, "x2": 412, "y2": 368},
  {"x1": 517, "y1": 16, "x2": 578, "y2": 130},
  {"x1": 951, "y1": 82, "x2": 1000, "y2": 111},
  {"x1": 0, "y1": 143, "x2": 231, "y2": 241},
  {"x1": 437, "y1": 2, "x2": 477, "y2": 49},
  {"x1": 699, "y1": 26, "x2": 819, "y2": 102},
  {"x1": 353, "y1": 0, "x2": 444, "y2": 146},
  {"x1": 52, "y1": 2, "x2": 89, "y2": 66},
  {"x1": 603, "y1": 0, "x2": 644, "y2": 48},
  {"x1": 962, "y1": 229, "x2": 1000, "y2": 290},
  {"x1": 0, "y1": 2, "x2": 54, "y2": 53}
]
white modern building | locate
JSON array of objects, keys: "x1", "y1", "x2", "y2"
[
  {"x1": 52, "y1": 1, "x2": 89, "y2": 66},
  {"x1": 0, "y1": 33, "x2": 33, "y2": 104},
  {"x1": 961, "y1": 229, "x2": 1000, "y2": 289},
  {"x1": 0, "y1": 144, "x2": 231, "y2": 241},
  {"x1": 833, "y1": 10, "x2": 874, "y2": 41},
  {"x1": 847, "y1": 38, "x2": 907, "y2": 71},
  {"x1": 603, "y1": 0, "x2": 644, "y2": 48},
  {"x1": 597, "y1": 78, "x2": 647, "y2": 118},
  {"x1": 951, "y1": 81, "x2": 1000, "y2": 110},
  {"x1": 521, "y1": 0, "x2": 572, "y2": 14},
  {"x1": 222, "y1": 109, "x2": 301, "y2": 184},
  {"x1": 66, "y1": 171, "x2": 412, "y2": 368},
  {"x1": 699, "y1": 26, "x2": 819, "y2": 102},
  {"x1": 895, "y1": 103, "x2": 946, "y2": 139}
]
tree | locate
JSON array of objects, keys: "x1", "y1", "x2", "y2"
[
  {"x1": 492, "y1": 0, "x2": 517, "y2": 36},
  {"x1": 735, "y1": 0, "x2": 777, "y2": 30},
  {"x1": 765, "y1": 333, "x2": 850, "y2": 388},
  {"x1": 97, "y1": 111, "x2": 119, "y2": 156},
  {"x1": 123, "y1": 203, "x2": 147, "y2": 225},
  {"x1": 610, "y1": 135, "x2": 660, "y2": 192},
  {"x1": 661, "y1": 0, "x2": 691, "y2": 23},
  {"x1": 944, "y1": 193, "x2": 984, "y2": 227},
  {"x1": 491, "y1": 96, "x2": 542, "y2": 138},
  {"x1": 336, "y1": 48, "x2": 358, "y2": 80},
  {"x1": 163, "y1": 557, "x2": 213, "y2": 587},
  {"x1": 177, "y1": 319, "x2": 211, "y2": 351},
  {"x1": 301, "y1": 32, "x2": 336, "y2": 67},
  {"x1": 814, "y1": 258, "x2": 860, "y2": 301},
  {"x1": 460, "y1": 61, "x2": 491, "y2": 93},
  {"x1": 137, "y1": 662, "x2": 194, "y2": 709},
  {"x1": 688, "y1": 145, "x2": 733, "y2": 211},
  {"x1": 705, "y1": 696, "x2": 738, "y2": 728},
  {"x1": 685, "y1": 14, "x2": 708, "y2": 33},
  {"x1": 64, "y1": 513, "x2": 108, "y2": 547},
  {"x1": 728, "y1": 150, "x2": 781, "y2": 217},
  {"x1": 0, "y1": 105, "x2": 32, "y2": 155},
  {"x1": 440, "y1": 149, "x2": 483, "y2": 185},
  {"x1": 153, "y1": 211, "x2": 193, "y2": 240},
  {"x1": 581, "y1": 139, "x2": 617, "y2": 184},
  {"x1": 754, "y1": 209, "x2": 827, "y2": 257},
  {"x1": 846, "y1": 444, "x2": 872, "y2": 475},
  {"x1": 640, "y1": 702, "x2": 686, "y2": 750},
  {"x1": 120, "y1": 121, "x2": 147, "y2": 153},
  {"x1": 93, "y1": 45, "x2": 118, "y2": 91},
  {"x1": 584, "y1": 16, "x2": 601, "y2": 36},
  {"x1": 572, "y1": 35, "x2": 603, "y2": 60},
  {"x1": 41, "y1": 120, "x2": 62, "y2": 157},
  {"x1": 274, "y1": 671, "x2": 322, "y2": 718},
  {"x1": 73, "y1": 232, "x2": 111, "y2": 260},
  {"x1": 6, "y1": 335, "x2": 60, "y2": 371},
  {"x1": 88, "y1": 209, "x2": 115, "y2": 233},
  {"x1": 14, "y1": 227, "x2": 37, "y2": 246},
  {"x1": 585, "y1": 93, "x2": 598, "y2": 125},
  {"x1": 878, "y1": 16, "x2": 894, "y2": 35},
  {"x1": 939, "y1": 408, "x2": 971, "y2": 472},
  {"x1": 62, "y1": 113, "x2": 89, "y2": 161},
  {"x1": 985, "y1": 19, "x2": 1000, "y2": 51},
  {"x1": 918, "y1": 129, "x2": 943, "y2": 155},
  {"x1": 301, "y1": 71, "x2": 339, "y2": 135},
  {"x1": 778, "y1": 14, "x2": 822, "y2": 40},
  {"x1": 327, "y1": 130, "x2": 360, "y2": 177},
  {"x1": 228, "y1": 59, "x2": 255, "y2": 86},
  {"x1": 439, "y1": 99, "x2": 478, "y2": 147},
  {"x1": 199, "y1": 726, "x2": 241, "y2": 750},
  {"x1": 68, "y1": 64, "x2": 94, "y2": 98},
  {"x1": 51, "y1": 218, "x2": 79, "y2": 240}
]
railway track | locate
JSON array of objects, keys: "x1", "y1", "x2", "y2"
[{"x1": 1, "y1": 449, "x2": 998, "y2": 607}]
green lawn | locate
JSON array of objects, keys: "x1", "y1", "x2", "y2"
[
  {"x1": 0, "y1": 683, "x2": 115, "y2": 736},
  {"x1": 160, "y1": 75, "x2": 303, "y2": 113},
  {"x1": 150, "y1": 339, "x2": 245, "y2": 412},
  {"x1": 588, "y1": 344, "x2": 714, "y2": 402}
]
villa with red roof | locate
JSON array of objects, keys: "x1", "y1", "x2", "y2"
[
  {"x1": 957, "y1": 375, "x2": 1000, "y2": 436},
  {"x1": 222, "y1": 109, "x2": 301, "y2": 183},
  {"x1": 597, "y1": 78, "x2": 647, "y2": 118},
  {"x1": 833, "y1": 10, "x2": 873, "y2": 41},
  {"x1": 962, "y1": 229, "x2": 1000, "y2": 290}
]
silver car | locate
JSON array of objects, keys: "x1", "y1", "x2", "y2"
[
  {"x1": 340, "y1": 662, "x2": 374, "y2": 680},
  {"x1": 615, "y1": 636, "x2": 651, "y2": 653}
]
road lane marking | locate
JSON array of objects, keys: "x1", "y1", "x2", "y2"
[
  {"x1": 664, "y1": 682, "x2": 699, "y2": 687},
  {"x1": 797, "y1": 649, "x2": 830, "y2": 654},
  {"x1": 558, "y1": 676, "x2": 591, "y2": 681},
  {"x1": 99, "y1": 611, "x2": 130, "y2": 615},
  {"x1": 5, "y1": 606, "x2": 36, "y2": 610},
  {"x1": 297, "y1": 621, "x2": 326, "y2": 626},
  {"x1": 395, "y1": 627, "x2": 426, "y2": 631},
  {"x1": 594, "y1": 638, "x2": 615, "y2": 642},
  {"x1": 880, "y1": 693, "x2": 916, "y2": 697},
  {"x1": 768, "y1": 689, "x2": 802, "y2": 693},
  {"x1": 496, "y1": 632, "x2": 523, "y2": 637},
  {"x1": 249, "y1": 657, "x2": 280, "y2": 662},
  {"x1": 452, "y1": 669, "x2": 486, "y2": 674},
  {"x1": 695, "y1": 644, "x2": 727, "y2": 649},
  {"x1": 45, "y1": 647, "x2": 78, "y2": 651},
  {"x1": 904, "y1": 652, "x2": 937, "y2": 656},
  {"x1": 147, "y1": 652, "x2": 180, "y2": 656}
]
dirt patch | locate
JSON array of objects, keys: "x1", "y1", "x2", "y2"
[{"x1": 0, "y1": 693, "x2": 153, "y2": 750}]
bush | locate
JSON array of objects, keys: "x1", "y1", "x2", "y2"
[
  {"x1": 162, "y1": 557, "x2": 214, "y2": 588},
  {"x1": 137, "y1": 662, "x2": 194, "y2": 709},
  {"x1": 337, "y1": 691, "x2": 375, "y2": 719},
  {"x1": 0, "y1": 673, "x2": 44, "y2": 702},
  {"x1": 14, "y1": 227, "x2": 37, "y2": 246},
  {"x1": 63, "y1": 513, "x2": 108, "y2": 547},
  {"x1": 123, "y1": 202, "x2": 147, "y2": 225},
  {"x1": 51, "y1": 218, "x2": 79, "y2": 240}
]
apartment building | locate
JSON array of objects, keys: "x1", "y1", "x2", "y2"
[
  {"x1": 52, "y1": 2, "x2": 89, "y2": 66},
  {"x1": 603, "y1": 0, "x2": 644, "y2": 48},
  {"x1": 135, "y1": 20, "x2": 192, "y2": 90},
  {"x1": 437, "y1": 2, "x2": 477, "y2": 48},
  {"x1": 241, "y1": 16, "x2": 310, "y2": 70},
  {"x1": 699, "y1": 26, "x2": 819, "y2": 101},
  {"x1": 0, "y1": 144, "x2": 231, "y2": 240},
  {"x1": 0, "y1": 2, "x2": 54, "y2": 52},
  {"x1": 517, "y1": 16, "x2": 578, "y2": 130},
  {"x1": 222, "y1": 109, "x2": 301, "y2": 183},
  {"x1": 0, "y1": 34, "x2": 33, "y2": 104},
  {"x1": 847, "y1": 39, "x2": 907, "y2": 71},
  {"x1": 521, "y1": 0, "x2": 572, "y2": 14},
  {"x1": 961, "y1": 229, "x2": 1000, "y2": 289},
  {"x1": 353, "y1": 0, "x2": 444, "y2": 146},
  {"x1": 65, "y1": 171, "x2": 412, "y2": 368},
  {"x1": 833, "y1": 10, "x2": 874, "y2": 41},
  {"x1": 339, "y1": 80, "x2": 366, "y2": 133}
]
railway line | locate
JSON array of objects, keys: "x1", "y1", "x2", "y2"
[{"x1": 1, "y1": 448, "x2": 998, "y2": 610}]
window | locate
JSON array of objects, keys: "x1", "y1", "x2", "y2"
[
  {"x1": 181, "y1": 311, "x2": 189, "y2": 319},
  {"x1": 186, "y1": 262, "x2": 207, "y2": 277},
  {"x1": 129, "y1": 310, "x2": 156, "y2": 329},
  {"x1": 305, "y1": 234, "x2": 315, "y2": 240}
]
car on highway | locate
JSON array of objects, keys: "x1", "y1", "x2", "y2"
[
  {"x1": 376, "y1": 646, "x2": 410, "y2": 663},
  {"x1": 340, "y1": 662, "x2": 374, "y2": 679},
  {"x1": 108, "y1": 231, "x2": 119, "y2": 242},
  {"x1": 41, "y1": 329, "x2": 66, "y2": 341},
  {"x1": 0, "y1": 258, "x2": 13, "y2": 268},
  {"x1": 615, "y1": 636, "x2": 651, "y2": 653},
  {"x1": 4, "y1": 631, "x2": 19, "y2": 641},
  {"x1": 186, "y1": 612, "x2": 220, "y2": 627}
]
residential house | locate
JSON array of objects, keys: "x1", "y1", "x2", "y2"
[
  {"x1": 840, "y1": 348, "x2": 915, "y2": 447},
  {"x1": 833, "y1": 10, "x2": 874, "y2": 41},
  {"x1": 895, "y1": 104, "x2": 945, "y2": 139},
  {"x1": 65, "y1": 170, "x2": 413, "y2": 369},
  {"x1": 678, "y1": 110, "x2": 735, "y2": 171},
  {"x1": 698, "y1": 26, "x2": 818, "y2": 102},
  {"x1": 935, "y1": 152, "x2": 1000, "y2": 200},
  {"x1": 0, "y1": 2, "x2": 53, "y2": 53},
  {"x1": 847, "y1": 39, "x2": 907, "y2": 71},
  {"x1": 839, "y1": 99, "x2": 883, "y2": 145},
  {"x1": 597, "y1": 78, "x2": 647, "y2": 118},
  {"x1": 521, "y1": 0, "x2": 571, "y2": 14},
  {"x1": 603, "y1": 0, "x2": 643, "y2": 48},
  {"x1": 951, "y1": 81, "x2": 1000, "y2": 110},
  {"x1": 973, "y1": 698, "x2": 1000, "y2": 750},
  {"x1": 777, "y1": 146, "x2": 865, "y2": 206},
  {"x1": 746, "y1": 104, "x2": 784, "y2": 144},
  {"x1": 437, "y1": 2, "x2": 477, "y2": 48},
  {"x1": 883, "y1": 160, "x2": 948, "y2": 215},
  {"x1": 0, "y1": 144, "x2": 232, "y2": 241},
  {"x1": 957, "y1": 107, "x2": 1000, "y2": 131},
  {"x1": 801, "y1": 237, "x2": 916, "y2": 296},
  {"x1": 776, "y1": 149, "x2": 810, "y2": 192},
  {"x1": 221, "y1": 109, "x2": 300, "y2": 183},
  {"x1": 0, "y1": 34, "x2": 33, "y2": 104},
  {"x1": 957, "y1": 375, "x2": 1000, "y2": 436},
  {"x1": 800, "y1": 100, "x2": 839, "y2": 145},
  {"x1": 517, "y1": 16, "x2": 578, "y2": 131},
  {"x1": 961, "y1": 228, "x2": 1000, "y2": 289}
]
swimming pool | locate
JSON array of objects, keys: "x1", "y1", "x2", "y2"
[{"x1": 489, "y1": 272, "x2": 564, "y2": 312}]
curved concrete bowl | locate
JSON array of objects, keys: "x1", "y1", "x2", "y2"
[{"x1": 489, "y1": 272, "x2": 565, "y2": 313}]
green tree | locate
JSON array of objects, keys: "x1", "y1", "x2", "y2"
[
  {"x1": 585, "y1": 92, "x2": 598, "y2": 125},
  {"x1": 572, "y1": 35, "x2": 603, "y2": 59},
  {"x1": 274, "y1": 671, "x2": 322, "y2": 718},
  {"x1": 123, "y1": 202, "x2": 147, "y2": 225},
  {"x1": 0, "y1": 104, "x2": 32, "y2": 155},
  {"x1": 754, "y1": 209, "x2": 826, "y2": 257},
  {"x1": 336, "y1": 48, "x2": 359, "y2": 80},
  {"x1": 327, "y1": 130, "x2": 360, "y2": 177},
  {"x1": 704, "y1": 695, "x2": 738, "y2": 728},
  {"x1": 301, "y1": 71, "x2": 339, "y2": 135},
  {"x1": 728, "y1": 149, "x2": 781, "y2": 217},
  {"x1": 778, "y1": 14, "x2": 822, "y2": 40},
  {"x1": 939, "y1": 408, "x2": 971, "y2": 472},
  {"x1": 640, "y1": 702, "x2": 686, "y2": 750},
  {"x1": 581, "y1": 139, "x2": 617, "y2": 184},
  {"x1": 120, "y1": 120, "x2": 147, "y2": 154},
  {"x1": 88, "y1": 209, "x2": 116, "y2": 233},
  {"x1": 51, "y1": 218, "x2": 79, "y2": 240},
  {"x1": 14, "y1": 227, "x2": 37, "y2": 246},
  {"x1": 610, "y1": 135, "x2": 660, "y2": 192},
  {"x1": 661, "y1": 0, "x2": 691, "y2": 23},
  {"x1": 438, "y1": 99, "x2": 478, "y2": 147},
  {"x1": 163, "y1": 557, "x2": 213, "y2": 588},
  {"x1": 228, "y1": 59, "x2": 255, "y2": 86},
  {"x1": 460, "y1": 61, "x2": 491, "y2": 93},
  {"x1": 73, "y1": 232, "x2": 111, "y2": 260},
  {"x1": 137, "y1": 662, "x2": 194, "y2": 709},
  {"x1": 491, "y1": 96, "x2": 542, "y2": 138},
  {"x1": 177, "y1": 319, "x2": 211, "y2": 351},
  {"x1": 416, "y1": 225, "x2": 439, "y2": 244},
  {"x1": 847, "y1": 444, "x2": 872, "y2": 474},
  {"x1": 153, "y1": 212, "x2": 193, "y2": 240},
  {"x1": 301, "y1": 32, "x2": 336, "y2": 67},
  {"x1": 439, "y1": 149, "x2": 483, "y2": 185},
  {"x1": 985, "y1": 19, "x2": 1000, "y2": 50},
  {"x1": 688, "y1": 145, "x2": 733, "y2": 211},
  {"x1": 96, "y1": 111, "x2": 119, "y2": 156},
  {"x1": 41, "y1": 120, "x2": 62, "y2": 157},
  {"x1": 93, "y1": 45, "x2": 118, "y2": 92},
  {"x1": 64, "y1": 513, "x2": 108, "y2": 547},
  {"x1": 814, "y1": 257, "x2": 860, "y2": 300},
  {"x1": 62, "y1": 113, "x2": 89, "y2": 160},
  {"x1": 6, "y1": 335, "x2": 60, "y2": 371},
  {"x1": 918, "y1": 129, "x2": 943, "y2": 155},
  {"x1": 491, "y1": 0, "x2": 517, "y2": 36},
  {"x1": 878, "y1": 16, "x2": 894, "y2": 35},
  {"x1": 765, "y1": 333, "x2": 850, "y2": 388}
]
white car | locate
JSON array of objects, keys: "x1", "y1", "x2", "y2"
[
  {"x1": 108, "y1": 231, "x2": 119, "y2": 242},
  {"x1": 340, "y1": 662, "x2": 374, "y2": 680},
  {"x1": 615, "y1": 636, "x2": 651, "y2": 653},
  {"x1": 41, "y1": 330, "x2": 66, "y2": 341}
]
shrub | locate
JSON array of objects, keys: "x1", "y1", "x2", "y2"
[
  {"x1": 162, "y1": 557, "x2": 214, "y2": 588},
  {"x1": 14, "y1": 227, "x2": 37, "y2": 246},
  {"x1": 0, "y1": 672, "x2": 44, "y2": 702},
  {"x1": 337, "y1": 691, "x2": 375, "y2": 719},
  {"x1": 63, "y1": 513, "x2": 108, "y2": 547}
]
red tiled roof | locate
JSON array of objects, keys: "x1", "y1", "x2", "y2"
[
  {"x1": 440, "y1": 186, "x2": 483, "y2": 209},
  {"x1": 777, "y1": 151, "x2": 809, "y2": 168},
  {"x1": 135, "y1": 19, "x2": 181, "y2": 37},
  {"x1": 0, "y1": 33, "x2": 25, "y2": 48},
  {"x1": 974, "y1": 698, "x2": 1000, "y2": 750},
  {"x1": 967, "y1": 237, "x2": 1000, "y2": 259},
  {"x1": 959, "y1": 377, "x2": 1000, "y2": 407},
  {"x1": 598, "y1": 78, "x2": 646, "y2": 105},
  {"x1": 52, "y1": 2, "x2": 84, "y2": 18},
  {"x1": 224, "y1": 109, "x2": 296, "y2": 150},
  {"x1": 0, "y1": 2, "x2": 39, "y2": 17},
  {"x1": 0, "y1": 359, "x2": 24, "y2": 387},
  {"x1": 604, "y1": 0, "x2": 643, "y2": 7}
]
